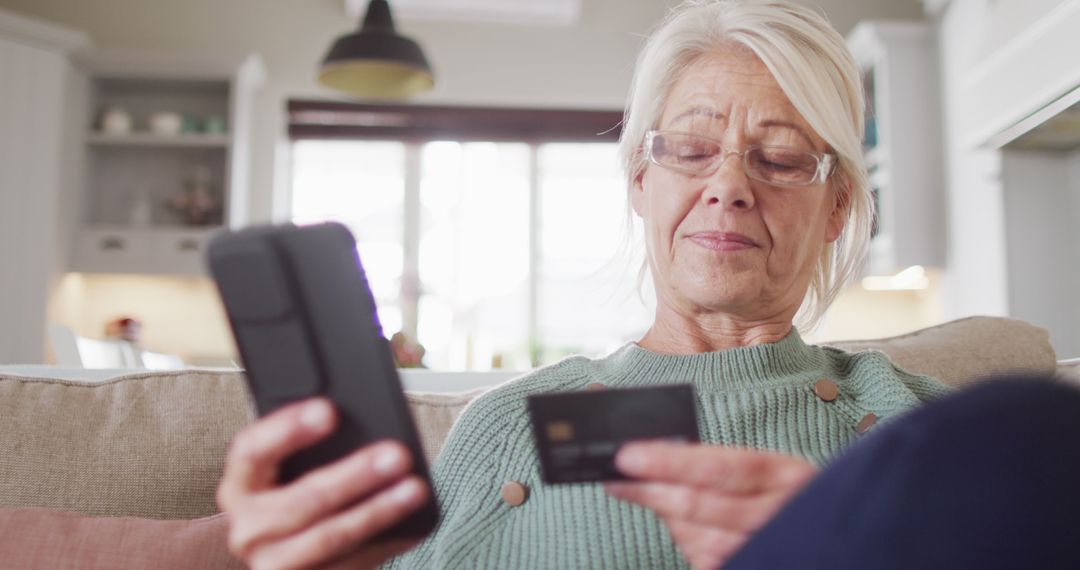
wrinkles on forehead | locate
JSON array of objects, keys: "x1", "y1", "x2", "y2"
[
  {"x1": 664, "y1": 105, "x2": 819, "y2": 151},
  {"x1": 659, "y1": 51, "x2": 825, "y2": 152}
]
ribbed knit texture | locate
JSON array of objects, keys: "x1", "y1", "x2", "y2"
[{"x1": 385, "y1": 330, "x2": 952, "y2": 569}]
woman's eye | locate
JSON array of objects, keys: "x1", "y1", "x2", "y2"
[
  {"x1": 762, "y1": 160, "x2": 798, "y2": 171},
  {"x1": 756, "y1": 150, "x2": 811, "y2": 171},
  {"x1": 674, "y1": 145, "x2": 715, "y2": 162}
]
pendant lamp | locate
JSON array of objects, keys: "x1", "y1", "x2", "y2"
[{"x1": 318, "y1": 0, "x2": 434, "y2": 99}]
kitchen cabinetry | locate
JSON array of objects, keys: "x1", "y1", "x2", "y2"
[
  {"x1": 70, "y1": 52, "x2": 264, "y2": 275},
  {"x1": 847, "y1": 21, "x2": 944, "y2": 274}
]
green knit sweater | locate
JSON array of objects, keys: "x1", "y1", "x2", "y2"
[{"x1": 386, "y1": 330, "x2": 951, "y2": 569}]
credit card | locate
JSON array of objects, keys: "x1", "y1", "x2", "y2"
[{"x1": 527, "y1": 384, "x2": 699, "y2": 484}]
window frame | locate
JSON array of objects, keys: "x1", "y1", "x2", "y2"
[{"x1": 287, "y1": 100, "x2": 624, "y2": 367}]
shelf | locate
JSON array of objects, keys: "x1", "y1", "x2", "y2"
[
  {"x1": 72, "y1": 226, "x2": 221, "y2": 277},
  {"x1": 82, "y1": 224, "x2": 222, "y2": 234},
  {"x1": 869, "y1": 168, "x2": 890, "y2": 189},
  {"x1": 848, "y1": 21, "x2": 944, "y2": 273},
  {"x1": 71, "y1": 51, "x2": 263, "y2": 275},
  {"x1": 86, "y1": 132, "x2": 229, "y2": 148},
  {"x1": 863, "y1": 145, "x2": 887, "y2": 169}
]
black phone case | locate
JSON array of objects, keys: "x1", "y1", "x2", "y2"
[{"x1": 207, "y1": 222, "x2": 438, "y2": 540}]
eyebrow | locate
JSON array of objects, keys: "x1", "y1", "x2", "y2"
[
  {"x1": 666, "y1": 109, "x2": 820, "y2": 150},
  {"x1": 758, "y1": 119, "x2": 817, "y2": 149},
  {"x1": 667, "y1": 106, "x2": 724, "y2": 126}
]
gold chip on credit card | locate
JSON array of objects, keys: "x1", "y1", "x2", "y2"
[{"x1": 546, "y1": 421, "x2": 574, "y2": 441}]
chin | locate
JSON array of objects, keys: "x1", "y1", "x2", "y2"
[{"x1": 678, "y1": 275, "x2": 760, "y2": 313}]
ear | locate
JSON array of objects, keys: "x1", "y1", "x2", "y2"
[
  {"x1": 630, "y1": 166, "x2": 647, "y2": 218},
  {"x1": 824, "y1": 179, "x2": 849, "y2": 244}
]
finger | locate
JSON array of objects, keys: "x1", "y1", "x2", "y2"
[
  {"x1": 248, "y1": 476, "x2": 429, "y2": 570},
  {"x1": 664, "y1": 518, "x2": 747, "y2": 570},
  {"x1": 220, "y1": 398, "x2": 338, "y2": 503},
  {"x1": 604, "y1": 481, "x2": 781, "y2": 532},
  {"x1": 614, "y1": 441, "x2": 816, "y2": 494},
  {"x1": 229, "y1": 440, "x2": 413, "y2": 555}
]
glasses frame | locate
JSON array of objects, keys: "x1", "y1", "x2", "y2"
[{"x1": 644, "y1": 130, "x2": 836, "y2": 187}]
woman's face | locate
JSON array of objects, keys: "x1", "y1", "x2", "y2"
[{"x1": 632, "y1": 48, "x2": 846, "y2": 322}]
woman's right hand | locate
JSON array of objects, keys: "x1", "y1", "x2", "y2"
[{"x1": 217, "y1": 397, "x2": 430, "y2": 570}]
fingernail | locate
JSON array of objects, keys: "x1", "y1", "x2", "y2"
[
  {"x1": 374, "y1": 446, "x2": 405, "y2": 475},
  {"x1": 392, "y1": 479, "x2": 422, "y2": 503},
  {"x1": 300, "y1": 401, "x2": 331, "y2": 429},
  {"x1": 615, "y1": 445, "x2": 646, "y2": 474}
]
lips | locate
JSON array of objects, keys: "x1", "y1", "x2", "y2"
[{"x1": 685, "y1": 231, "x2": 760, "y2": 252}]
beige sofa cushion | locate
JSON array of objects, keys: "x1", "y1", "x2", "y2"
[
  {"x1": 0, "y1": 370, "x2": 255, "y2": 520},
  {"x1": 0, "y1": 369, "x2": 482, "y2": 520},
  {"x1": 409, "y1": 388, "x2": 488, "y2": 464},
  {"x1": 1057, "y1": 359, "x2": 1080, "y2": 386},
  {"x1": 826, "y1": 316, "x2": 1057, "y2": 387}
]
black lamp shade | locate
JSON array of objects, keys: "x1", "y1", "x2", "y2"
[{"x1": 318, "y1": 0, "x2": 434, "y2": 99}]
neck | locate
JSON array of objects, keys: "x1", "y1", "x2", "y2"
[{"x1": 638, "y1": 305, "x2": 794, "y2": 354}]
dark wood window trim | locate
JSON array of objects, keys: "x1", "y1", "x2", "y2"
[{"x1": 288, "y1": 100, "x2": 624, "y2": 143}]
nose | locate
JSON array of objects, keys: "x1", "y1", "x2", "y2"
[{"x1": 701, "y1": 150, "x2": 755, "y2": 211}]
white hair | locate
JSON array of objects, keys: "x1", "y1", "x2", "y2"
[{"x1": 617, "y1": 0, "x2": 872, "y2": 331}]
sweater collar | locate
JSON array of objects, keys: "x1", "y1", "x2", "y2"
[{"x1": 594, "y1": 328, "x2": 824, "y2": 393}]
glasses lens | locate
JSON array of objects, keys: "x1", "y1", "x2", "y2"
[
  {"x1": 746, "y1": 147, "x2": 819, "y2": 185},
  {"x1": 650, "y1": 133, "x2": 721, "y2": 174}
]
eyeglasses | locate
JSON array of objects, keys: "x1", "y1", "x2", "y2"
[{"x1": 644, "y1": 130, "x2": 836, "y2": 187}]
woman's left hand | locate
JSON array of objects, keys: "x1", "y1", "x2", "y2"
[{"x1": 604, "y1": 441, "x2": 817, "y2": 570}]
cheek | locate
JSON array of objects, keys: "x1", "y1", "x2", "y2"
[
  {"x1": 641, "y1": 170, "x2": 695, "y2": 248},
  {"x1": 762, "y1": 195, "x2": 831, "y2": 269}
]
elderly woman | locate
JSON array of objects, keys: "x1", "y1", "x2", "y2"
[{"x1": 217, "y1": 1, "x2": 1080, "y2": 569}]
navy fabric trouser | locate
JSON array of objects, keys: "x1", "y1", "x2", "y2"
[{"x1": 724, "y1": 377, "x2": 1080, "y2": 570}]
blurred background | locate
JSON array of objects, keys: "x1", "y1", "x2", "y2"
[{"x1": 2, "y1": 0, "x2": 1078, "y2": 370}]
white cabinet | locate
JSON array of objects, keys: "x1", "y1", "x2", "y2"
[
  {"x1": 847, "y1": 21, "x2": 945, "y2": 275},
  {"x1": 69, "y1": 51, "x2": 264, "y2": 276},
  {"x1": 0, "y1": 9, "x2": 88, "y2": 364}
]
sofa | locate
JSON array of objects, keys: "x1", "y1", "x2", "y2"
[{"x1": 0, "y1": 316, "x2": 1076, "y2": 569}]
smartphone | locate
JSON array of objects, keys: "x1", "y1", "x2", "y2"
[{"x1": 207, "y1": 222, "x2": 438, "y2": 540}]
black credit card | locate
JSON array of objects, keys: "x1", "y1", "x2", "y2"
[{"x1": 527, "y1": 384, "x2": 699, "y2": 484}]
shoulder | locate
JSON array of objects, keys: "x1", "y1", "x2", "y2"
[
  {"x1": 455, "y1": 355, "x2": 597, "y2": 426},
  {"x1": 427, "y1": 356, "x2": 600, "y2": 481},
  {"x1": 433, "y1": 355, "x2": 598, "y2": 462},
  {"x1": 819, "y1": 344, "x2": 954, "y2": 406}
]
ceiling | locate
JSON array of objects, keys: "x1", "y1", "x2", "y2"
[
  {"x1": 342, "y1": 0, "x2": 926, "y2": 33},
  {"x1": 344, "y1": 0, "x2": 581, "y2": 27},
  {"x1": 1005, "y1": 100, "x2": 1080, "y2": 151}
]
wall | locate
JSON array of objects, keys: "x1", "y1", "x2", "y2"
[
  {"x1": 0, "y1": 0, "x2": 925, "y2": 224},
  {"x1": 805, "y1": 272, "x2": 943, "y2": 344},
  {"x1": 933, "y1": 0, "x2": 1080, "y2": 357},
  {"x1": 978, "y1": 0, "x2": 1070, "y2": 61},
  {"x1": 0, "y1": 11, "x2": 87, "y2": 364},
  {"x1": 48, "y1": 273, "x2": 236, "y2": 365},
  {"x1": 1001, "y1": 151, "x2": 1077, "y2": 356},
  {"x1": 1072, "y1": 148, "x2": 1080, "y2": 354},
  {"x1": 0, "y1": 0, "x2": 928, "y2": 363},
  {"x1": 935, "y1": 0, "x2": 1009, "y2": 319}
]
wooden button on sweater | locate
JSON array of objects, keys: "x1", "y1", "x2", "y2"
[
  {"x1": 585, "y1": 382, "x2": 606, "y2": 391},
  {"x1": 501, "y1": 481, "x2": 528, "y2": 507},
  {"x1": 813, "y1": 379, "x2": 839, "y2": 402},
  {"x1": 856, "y1": 413, "x2": 878, "y2": 434}
]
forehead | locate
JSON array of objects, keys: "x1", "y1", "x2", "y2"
[{"x1": 659, "y1": 49, "x2": 820, "y2": 144}]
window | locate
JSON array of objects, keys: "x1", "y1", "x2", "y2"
[
  {"x1": 417, "y1": 142, "x2": 532, "y2": 370},
  {"x1": 290, "y1": 140, "x2": 406, "y2": 334},
  {"x1": 289, "y1": 102, "x2": 650, "y2": 370},
  {"x1": 536, "y1": 143, "x2": 653, "y2": 363}
]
